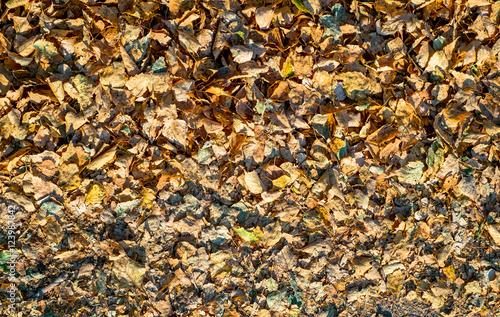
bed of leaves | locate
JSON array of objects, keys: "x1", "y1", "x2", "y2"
[{"x1": 1, "y1": 0, "x2": 500, "y2": 316}]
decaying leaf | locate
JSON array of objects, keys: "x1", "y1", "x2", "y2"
[
  {"x1": 86, "y1": 146, "x2": 117, "y2": 171},
  {"x1": 1, "y1": 0, "x2": 499, "y2": 315},
  {"x1": 86, "y1": 183, "x2": 106, "y2": 204},
  {"x1": 487, "y1": 224, "x2": 500, "y2": 246},
  {"x1": 112, "y1": 254, "x2": 146, "y2": 289},
  {"x1": 234, "y1": 227, "x2": 262, "y2": 243},
  {"x1": 338, "y1": 72, "x2": 371, "y2": 100},
  {"x1": 162, "y1": 119, "x2": 189, "y2": 148},
  {"x1": 291, "y1": 0, "x2": 312, "y2": 15},
  {"x1": 245, "y1": 171, "x2": 264, "y2": 195},
  {"x1": 397, "y1": 161, "x2": 425, "y2": 185},
  {"x1": 387, "y1": 270, "x2": 405, "y2": 294},
  {"x1": 443, "y1": 265, "x2": 456, "y2": 283},
  {"x1": 281, "y1": 57, "x2": 294, "y2": 78}
]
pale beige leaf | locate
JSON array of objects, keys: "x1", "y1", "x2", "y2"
[
  {"x1": 86, "y1": 146, "x2": 117, "y2": 171},
  {"x1": 487, "y1": 224, "x2": 500, "y2": 246},
  {"x1": 245, "y1": 171, "x2": 263, "y2": 195},
  {"x1": 255, "y1": 7, "x2": 274, "y2": 30}
]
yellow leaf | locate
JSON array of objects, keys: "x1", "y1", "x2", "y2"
[
  {"x1": 387, "y1": 270, "x2": 405, "y2": 294},
  {"x1": 281, "y1": 57, "x2": 294, "y2": 78},
  {"x1": 272, "y1": 175, "x2": 291, "y2": 189},
  {"x1": 291, "y1": 185, "x2": 302, "y2": 195},
  {"x1": 205, "y1": 86, "x2": 230, "y2": 97},
  {"x1": 316, "y1": 206, "x2": 329, "y2": 222},
  {"x1": 86, "y1": 184, "x2": 106, "y2": 204},
  {"x1": 443, "y1": 265, "x2": 456, "y2": 283},
  {"x1": 141, "y1": 188, "x2": 156, "y2": 209},
  {"x1": 234, "y1": 227, "x2": 261, "y2": 243},
  {"x1": 479, "y1": 305, "x2": 490, "y2": 316},
  {"x1": 330, "y1": 137, "x2": 347, "y2": 159},
  {"x1": 253, "y1": 226, "x2": 264, "y2": 241}
]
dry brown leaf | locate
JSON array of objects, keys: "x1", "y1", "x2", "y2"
[{"x1": 86, "y1": 146, "x2": 117, "y2": 171}]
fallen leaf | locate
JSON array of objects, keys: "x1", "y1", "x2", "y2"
[
  {"x1": 234, "y1": 227, "x2": 262, "y2": 243},
  {"x1": 86, "y1": 184, "x2": 106, "y2": 204},
  {"x1": 487, "y1": 224, "x2": 500, "y2": 246},
  {"x1": 245, "y1": 171, "x2": 264, "y2": 195},
  {"x1": 86, "y1": 146, "x2": 117, "y2": 171}
]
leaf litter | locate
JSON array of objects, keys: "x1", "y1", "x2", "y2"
[{"x1": 0, "y1": 0, "x2": 500, "y2": 316}]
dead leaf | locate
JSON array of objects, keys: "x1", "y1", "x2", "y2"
[
  {"x1": 86, "y1": 146, "x2": 117, "y2": 171},
  {"x1": 245, "y1": 171, "x2": 264, "y2": 195}
]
